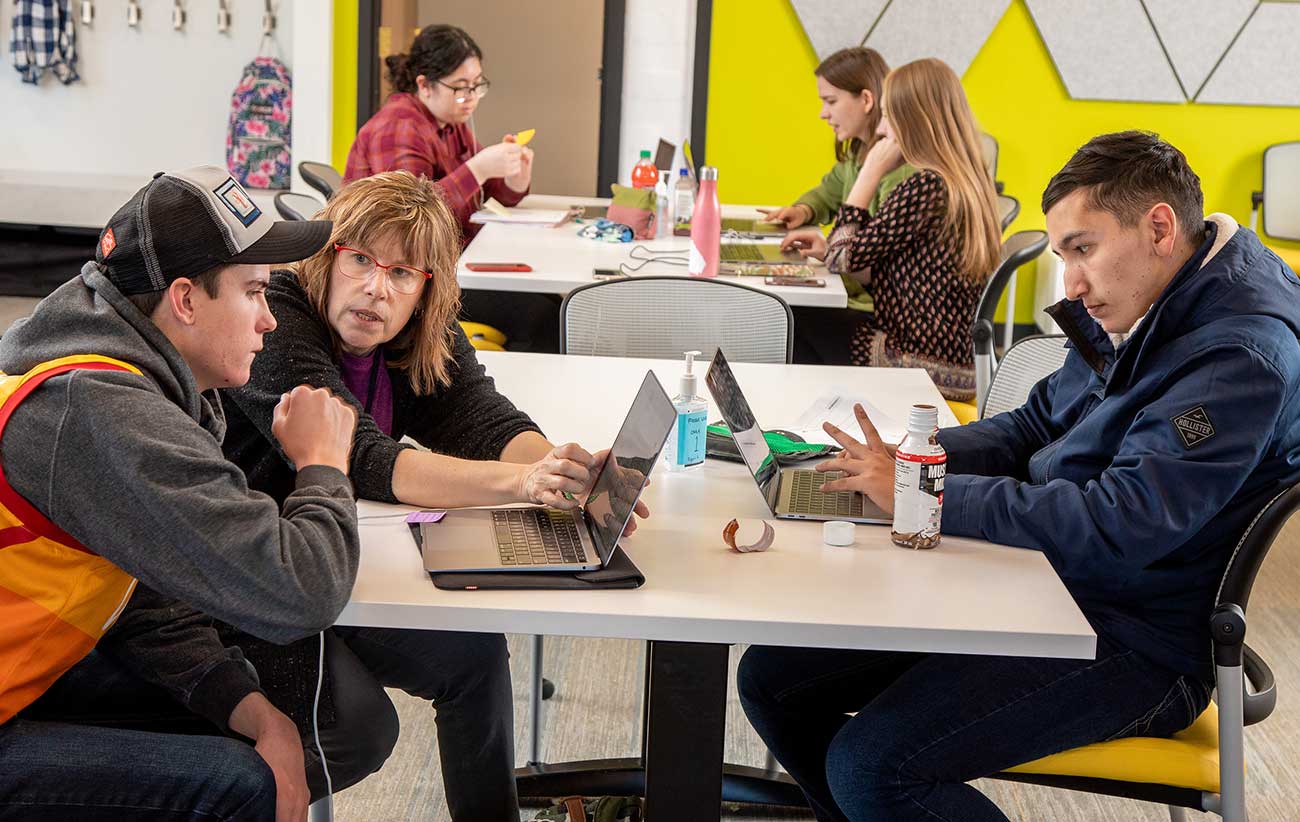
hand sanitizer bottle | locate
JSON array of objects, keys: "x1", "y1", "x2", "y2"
[{"x1": 663, "y1": 350, "x2": 708, "y2": 472}]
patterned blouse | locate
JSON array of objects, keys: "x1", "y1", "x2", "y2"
[{"x1": 824, "y1": 169, "x2": 986, "y2": 402}]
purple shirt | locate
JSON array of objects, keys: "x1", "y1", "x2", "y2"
[{"x1": 339, "y1": 349, "x2": 394, "y2": 436}]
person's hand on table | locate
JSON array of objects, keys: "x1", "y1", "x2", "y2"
[
  {"x1": 757, "y1": 204, "x2": 813, "y2": 229},
  {"x1": 814, "y1": 403, "x2": 896, "y2": 515},
  {"x1": 781, "y1": 228, "x2": 828, "y2": 260},
  {"x1": 516, "y1": 443, "x2": 595, "y2": 509}
]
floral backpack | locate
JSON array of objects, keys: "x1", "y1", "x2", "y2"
[{"x1": 226, "y1": 56, "x2": 292, "y2": 190}]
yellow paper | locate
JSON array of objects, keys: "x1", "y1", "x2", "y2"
[
  {"x1": 515, "y1": 128, "x2": 536, "y2": 146},
  {"x1": 481, "y1": 198, "x2": 510, "y2": 217}
]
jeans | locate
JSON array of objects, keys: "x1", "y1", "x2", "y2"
[
  {"x1": 332, "y1": 626, "x2": 518, "y2": 822},
  {"x1": 1, "y1": 651, "x2": 276, "y2": 821},
  {"x1": 738, "y1": 639, "x2": 1210, "y2": 822}
]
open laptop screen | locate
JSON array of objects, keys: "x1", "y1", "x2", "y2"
[
  {"x1": 704, "y1": 350, "x2": 779, "y2": 506},
  {"x1": 582, "y1": 372, "x2": 676, "y2": 564}
]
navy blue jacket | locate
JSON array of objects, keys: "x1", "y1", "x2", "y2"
[{"x1": 938, "y1": 218, "x2": 1300, "y2": 681}]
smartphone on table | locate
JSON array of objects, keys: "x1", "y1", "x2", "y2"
[{"x1": 764, "y1": 276, "x2": 825, "y2": 287}]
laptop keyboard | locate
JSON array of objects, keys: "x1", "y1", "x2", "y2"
[
  {"x1": 492, "y1": 508, "x2": 589, "y2": 566},
  {"x1": 786, "y1": 470, "x2": 865, "y2": 518},
  {"x1": 720, "y1": 244, "x2": 764, "y2": 261}
]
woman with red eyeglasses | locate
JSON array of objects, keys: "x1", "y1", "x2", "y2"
[{"x1": 214, "y1": 172, "x2": 640, "y2": 821}]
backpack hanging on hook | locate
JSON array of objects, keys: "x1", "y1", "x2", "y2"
[{"x1": 226, "y1": 2, "x2": 291, "y2": 190}]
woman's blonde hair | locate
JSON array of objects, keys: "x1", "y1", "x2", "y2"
[
  {"x1": 815, "y1": 47, "x2": 889, "y2": 163},
  {"x1": 292, "y1": 171, "x2": 463, "y2": 394},
  {"x1": 883, "y1": 58, "x2": 1001, "y2": 281}
]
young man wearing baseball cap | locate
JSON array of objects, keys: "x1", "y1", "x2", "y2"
[{"x1": 0, "y1": 166, "x2": 362, "y2": 821}]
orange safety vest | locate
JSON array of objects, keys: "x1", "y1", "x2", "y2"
[{"x1": 0, "y1": 355, "x2": 142, "y2": 724}]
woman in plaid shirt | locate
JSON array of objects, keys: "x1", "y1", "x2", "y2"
[{"x1": 345, "y1": 24, "x2": 561, "y2": 351}]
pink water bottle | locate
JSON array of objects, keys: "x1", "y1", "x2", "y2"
[{"x1": 689, "y1": 166, "x2": 720, "y2": 277}]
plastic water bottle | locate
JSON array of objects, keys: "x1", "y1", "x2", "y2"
[
  {"x1": 654, "y1": 171, "x2": 671, "y2": 239},
  {"x1": 663, "y1": 351, "x2": 707, "y2": 472},
  {"x1": 891, "y1": 404, "x2": 946, "y2": 549},
  {"x1": 631, "y1": 150, "x2": 659, "y2": 189},
  {"x1": 672, "y1": 167, "x2": 695, "y2": 227},
  {"x1": 689, "y1": 166, "x2": 720, "y2": 278}
]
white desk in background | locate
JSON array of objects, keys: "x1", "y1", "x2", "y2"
[
  {"x1": 457, "y1": 193, "x2": 849, "y2": 309},
  {"x1": 0, "y1": 169, "x2": 280, "y2": 231},
  {"x1": 339, "y1": 353, "x2": 1094, "y2": 819}
]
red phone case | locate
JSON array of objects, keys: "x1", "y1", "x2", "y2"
[{"x1": 465, "y1": 262, "x2": 533, "y2": 272}]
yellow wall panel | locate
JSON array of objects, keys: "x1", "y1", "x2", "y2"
[{"x1": 706, "y1": 0, "x2": 1300, "y2": 322}]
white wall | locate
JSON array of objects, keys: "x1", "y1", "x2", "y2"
[
  {"x1": 618, "y1": 0, "x2": 697, "y2": 185},
  {"x1": 0, "y1": 0, "x2": 331, "y2": 193}
]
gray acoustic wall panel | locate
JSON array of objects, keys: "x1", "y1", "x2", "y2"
[
  {"x1": 791, "y1": 0, "x2": 886, "y2": 61},
  {"x1": 1198, "y1": 2, "x2": 1300, "y2": 107},
  {"x1": 864, "y1": 0, "x2": 1011, "y2": 77},
  {"x1": 1025, "y1": 0, "x2": 1185, "y2": 102},
  {"x1": 1143, "y1": 0, "x2": 1258, "y2": 99}
]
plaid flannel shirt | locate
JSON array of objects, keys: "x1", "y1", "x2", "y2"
[
  {"x1": 10, "y1": 0, "x2": 78, "y2": 85},
  {"x1": 343, "y1": 93, "x2": 528, "y2": 243}
]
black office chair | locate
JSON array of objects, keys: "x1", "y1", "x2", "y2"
[
  {"x1": 299, "y1": 162, "x2": 343, "y2": 201},
  {"x1": 996, "y1": 194, "x2": 1020, "y2": 232},
  {"x1": 971, "y1": 230, "x2": 1049, "y2": 418},
  {"x1": 980, "y1": 132, "x2": 1005, "y2": 195},
  {"x1": 998, "y1": 482, "x2": 1295, "y2": 822},
  {"x1": 274, "y1": 192, "x2": 325, "y2": 222}
]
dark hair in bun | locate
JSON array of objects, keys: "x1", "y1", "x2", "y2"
[{"x1": 385, "y1": 24, "x2": 483, "y2": 95}]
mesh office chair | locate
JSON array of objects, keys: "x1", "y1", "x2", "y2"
[
  {"x1": 962, "y1": 230, "x2": 1050, "y2": 419},
  {"x1": 560, "y1": 276, "x2": 793, "y2": 364},
  {"x1": 996, "y1": 194, "x2": 1020, "y2": 232},
  {"x1": 275, "y1": 193, "x2": 507, "y2": 351},
  {"x1": 274, "y1": 192, "x2": 324, "y2": 222},
  {"x1": 299, "y1": 161, "x2": 343, "y2": 201},
  {"x1": 979, "y1": 334, "x2": 1069, "y2": 419},
  {"x1": 979, "y1": 132, "x2": 1004, "y2": 194},
  {"x1": 1249, "y1": 141, "x2": 1300, "y2": 274},
  {"x1": 534, "y1": 276, "x2": 792, "y2": 766},
  {"x1": 998, "y1": 483, "x2": 1295, "y2": 822}
]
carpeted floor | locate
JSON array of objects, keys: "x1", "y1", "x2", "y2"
[{"x1": 333, "y1": 519, "x2": 1300, "y2": 822}]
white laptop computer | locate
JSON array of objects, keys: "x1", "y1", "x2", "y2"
[
  {"x1": 421, "y1": 371, "x2": 676, "y2": 573},
  {"x1": 705, "y1": 349, "x2": 890, "y2": 525}
]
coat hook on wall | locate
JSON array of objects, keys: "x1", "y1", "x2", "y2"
[
  {"x1": 172, "y1": 0, "x2": 186, "y2": 31},
  {"x1": 126, "y1": 0, "x2": 141, "y2": 28},
  {"x1": 262, "y1": 0, "x2": 276, "y2": 36},
  {"x1": 217, "y1": 0, "x2": 231, "y2": 34},
  {"x1": 79, "y1": 0, "x2": 93, "y2": 26}
]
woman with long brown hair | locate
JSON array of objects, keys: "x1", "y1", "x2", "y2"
[
  {"x1": 761, "y1": 46, "x2": 912, "y2": 231},
  {"x1": 783, "y1": 58, "x2": 1001, "y2": 400},
  {"x1": 217, "y1": 171, "x2": 641, "y2": 821}
]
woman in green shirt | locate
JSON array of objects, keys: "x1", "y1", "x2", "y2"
[{"x1": 761, "y1": 46, "x2": 916, "y2": 231}]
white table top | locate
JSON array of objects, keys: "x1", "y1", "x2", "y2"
[
  {"x1": 458, "y1": 193, "x2": 849, "y2": 309},
  {"x1": 340, "y1": 352, "x2": 1095, "y2": 660},
  {"x1": 0, "y1": 169, "x2": 281, "y2": 230}
]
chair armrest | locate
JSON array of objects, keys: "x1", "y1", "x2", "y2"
[
  {"x1": 1243, "y1": 643, "x2": 1276, "y2": 726},
  {"x1": 972, "y1": 318, "x2": 995, "y2": 357}
]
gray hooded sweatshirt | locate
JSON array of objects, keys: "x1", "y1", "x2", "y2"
[{"x1": 0, "y1": 263, "x2": 360, "y2": 726}]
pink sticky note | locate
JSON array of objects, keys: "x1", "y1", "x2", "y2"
[{"x1": 405, "y1": 511, "x2": 446, "y2": 524}]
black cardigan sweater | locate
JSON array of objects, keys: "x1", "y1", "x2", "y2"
[{"x1": 222, "y1": 270, "x2": 543, "y2": 503}]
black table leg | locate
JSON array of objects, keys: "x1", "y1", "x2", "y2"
[{"x1": 642, "y1": 640, "x2": 729, "y2": 820}]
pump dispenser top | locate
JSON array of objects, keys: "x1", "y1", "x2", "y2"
[{"x1": 680, "y1": 350, "x2": 701, "y2": 398}]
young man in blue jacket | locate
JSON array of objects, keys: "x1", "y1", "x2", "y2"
[{"x1": 738, "y1": 130, "x2": 1300, "y2": 822}]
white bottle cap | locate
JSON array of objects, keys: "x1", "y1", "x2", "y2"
[
  {"x1": 680, "y1": 350, "x2": 701, "y2": 398},
  {"x1": 823, "y1": 520, "x2": 856, "y2": 546},
  {"x1": 907, "y1": 404, "x2": 939, "y2": 433}
]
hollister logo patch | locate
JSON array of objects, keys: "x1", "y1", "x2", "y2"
[
  {"x1": 100, "y1": 227, "x2": 116, "y2": 258},
  {"x1": 214, "y1": 177, "x2": 262, "y2": 227},
  {"x1": 1172, "y1": 406, "x2": 1216, "y2": 448}
]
